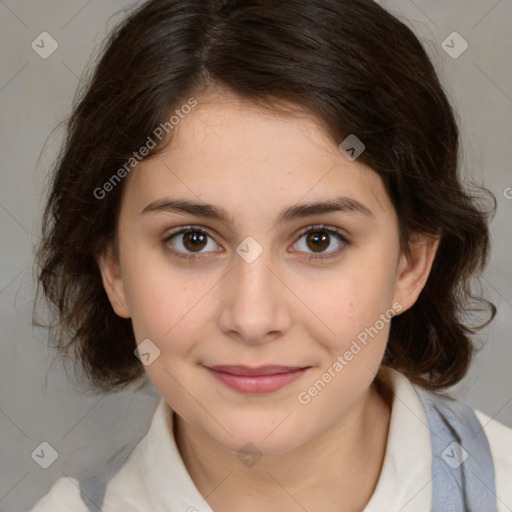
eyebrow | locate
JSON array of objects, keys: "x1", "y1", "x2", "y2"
[{"x1": 140, "y1": 196, "x2": 374, "y2": 226}]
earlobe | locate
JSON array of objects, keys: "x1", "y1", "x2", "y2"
[
  {"x1": 393, "y1": 232, "x2": 441, "y2": 315},
  {"x1": 96, "y1": 248, "x2": 131, "y2": 319}
]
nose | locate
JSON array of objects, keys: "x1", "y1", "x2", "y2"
[{"x1": 217, "y1": 246, "x2": 293, "y2": 345}]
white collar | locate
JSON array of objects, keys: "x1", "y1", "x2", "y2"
[
  {"x1": 364, "y1": 366, "x2": 432, "y2": 511},
  {"x1": 104, "y1": 366, "x2": 433, "y2": 511}
]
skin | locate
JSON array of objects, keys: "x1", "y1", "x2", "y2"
[{"x1": 98, "y1": 87, "x2": 440, "y2": 511}]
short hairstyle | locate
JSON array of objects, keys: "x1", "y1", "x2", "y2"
[{"x1": 35, "y1": 0, "x2": 496, "y2": 395}]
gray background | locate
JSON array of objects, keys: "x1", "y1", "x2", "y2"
[{"x1": 0, "y1": 0, "x2": 511, "y2": 510}]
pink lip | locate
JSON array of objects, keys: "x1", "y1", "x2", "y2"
[{"x1": 204, "y1": 365, "x2": 310, "y2": 393}]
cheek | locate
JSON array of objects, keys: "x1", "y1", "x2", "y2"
[
  {"x1": 304, "y1": 261, "x2": 396, "y2": 343},
  {"x1": 125, "y1": 271, "x2": 205, "y2": 399},
  {"x1": 294, "y1": 270, "x2": 395, "y2": 421},
  {"x1": 122, "y1": 258, "x2": 216, "y2": 361}
]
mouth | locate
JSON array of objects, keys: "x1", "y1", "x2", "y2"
[{"x1": 203, "y1": 364, "x2": 311, "y2": 394}]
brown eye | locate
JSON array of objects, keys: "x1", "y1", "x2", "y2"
[
  {"x1": 305, "y1": 231, "x2": 331, "y2": 252},
  {"x1": 181, "y1": 231, "x2": 208, "y2": 252},
  {"x1": 163, "y1": 226, "x2": 221, "y2": 260},
  {"x1": 293, "y1": 226, "x2": 348, "y2": 258}
]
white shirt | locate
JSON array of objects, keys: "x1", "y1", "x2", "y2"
[{"x1": 31, "y1": 367, "x2": 512, "y2": 511}]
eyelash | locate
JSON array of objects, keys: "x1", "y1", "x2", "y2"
[{"x1": 162, "y1": 224, "x2": 349, "y2": 262}]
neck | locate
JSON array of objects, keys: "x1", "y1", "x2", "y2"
[{"x1": 174, "y1": 378, "x2": 392, "y2": 512}]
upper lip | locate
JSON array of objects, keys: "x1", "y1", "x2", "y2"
[{"x1": 205, "y1": 365, "x2": 309, "y2": 376}]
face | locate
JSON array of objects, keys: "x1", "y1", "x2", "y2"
[{"x1": 99, "y1": 88, "x2": 438, "y2": 456}]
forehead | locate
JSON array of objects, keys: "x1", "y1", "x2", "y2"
[
  {"x1": 122, "y1": 90, "x2": 395, "y2": 221},
  {"x1": 166, "y1": 89, "x2": 341, "y2": 165}
]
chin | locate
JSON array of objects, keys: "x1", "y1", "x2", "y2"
[{"x1": 209, "y1": 417, "x2": 308, "y2": 457}]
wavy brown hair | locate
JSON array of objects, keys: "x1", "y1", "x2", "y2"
[{"x1": 34, "y1": 0, "x2": 496, "y2": 395}]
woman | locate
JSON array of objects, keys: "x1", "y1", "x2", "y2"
[{"x1": 32, "y1": 0, "x2": 512, "y2": 510}]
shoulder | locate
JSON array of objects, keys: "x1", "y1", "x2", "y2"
[
  {"x1": 30, "y1": 399, "x2": 168, "y2": 512},
  {"x1": 30, "y1": 477, "x2": 90, "y2": 512},
  {"x1": 474, "y1": 409, "x2": 512, "y2": 512}
]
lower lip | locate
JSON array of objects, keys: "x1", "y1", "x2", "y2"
[{"x1": 205, "y1": 367, "x2": 309, "y2": 394}]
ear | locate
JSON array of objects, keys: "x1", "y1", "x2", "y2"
[
  {"x1": 393, "y1": 232, "x2": 441, "y2": 315},
  {"x1": 96, "y1": 246, "x2": 131, "y2": 318}
]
